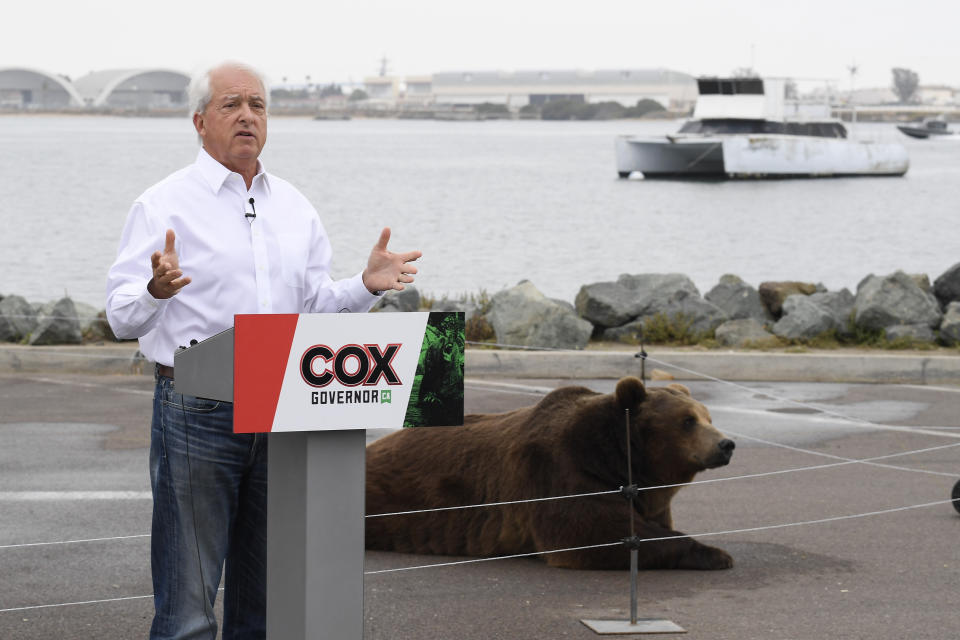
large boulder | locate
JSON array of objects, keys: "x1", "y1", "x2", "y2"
[
  {"x1": 0, "y1": 294, "x2": 37, "y2": 342},
  {"x1": 29, "y1": 297, "x2": 82, "y2": 345},
  {"x1": 854, "y1": 271, "x2": 942, "y2": 331},
  {"x1": 758, "y1": 281, "x2": 818, "y2": 318},
  {"x1": 617, "y1": 273, "x2": 727, "y2": 335},
  {"x1": 808, "y1": 289, "x2": 856, "y2": 338},
  {"x1": 772, "y1": 295, "x2": 838, "y2": 340},
  {"x1": 705, "y1": 274, "x2": 770, "y2": 322},
  {"x1": 938, "y1": 302, "x2": 960, "y2": 346},
  {"x1": 600, "y1": 319, "x2": 645, "y2": 344},
  {"x1": 430, "y1": 298, "x2": 480, "y2": 325},
  {"x1": 373, "y1": 286, "x2": 421, "y2": 313},
  {"x1": 575, "y1": 281, "x2": 645, "y2": 328},
  {"x1": 487, "y1": 281, "x2": 593, "y2": 350},
  {"x1": 884, "y1": 324, "x2": 936, "y2": 344},
  {"x1": 715, "y1": 318, "x2": 778, "y2": 348},
  {"x1": 933, "y1": 262, "x2": 960, "y2": 308}
]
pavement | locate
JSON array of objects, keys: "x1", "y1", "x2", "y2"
[{"x1": 1, "y1": 347, "x2": 959, "y2": 639}]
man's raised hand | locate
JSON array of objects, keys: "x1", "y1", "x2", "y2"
[
  {"x1": 148, "y1": 229, "x2": 191, "y2": 299},
  {"x1": 362, "y1": 227, "x2": 422, "y2": 294}
]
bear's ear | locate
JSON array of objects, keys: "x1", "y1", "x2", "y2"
[
  {"x1": 615, "y1": 376, "x2": 646, "y2": 408},
  {"x1": 667, "y1": 383, "x2": 692, "y2": 397}
]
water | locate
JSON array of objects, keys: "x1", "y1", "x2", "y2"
[{"x1": 2, "y1": 115, "x2": 959, "y2": 309}]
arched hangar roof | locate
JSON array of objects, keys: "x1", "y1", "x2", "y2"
[
  {"x1": 0, "y1": 67, "x2": 84, "y2": 107},
  {"x1": 73, "y1": 68, "x2": 190, "y2": 106}
]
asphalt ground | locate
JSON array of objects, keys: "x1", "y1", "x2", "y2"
[{"x1": 1, "y1": 371, "x2": 959, "y2": 640}]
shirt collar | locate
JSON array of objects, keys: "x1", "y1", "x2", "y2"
[{"x1": 195, "y1": 147, "x2": 272, "y2": 196}]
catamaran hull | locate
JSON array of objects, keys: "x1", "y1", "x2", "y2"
[{"x1": 616, "y1": 135, "x2": 909, "y2": 178}]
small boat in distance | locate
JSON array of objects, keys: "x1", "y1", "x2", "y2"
[
  {"x1": 897, "y1": 118, "x2": 955, "y2": 139},
  {"x1": 616, "y1": 77, "x2": 909, "y2": 179}
]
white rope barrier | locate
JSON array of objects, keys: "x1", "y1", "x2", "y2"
[
  {"x1": 0, "y1": 594, "x2": 153, "y2": 615},
  {"x1": 0, "y1": 534, "x2": 150, "y2": 551},
  {"x1": 1, "y1": 341, "x2": 956, "y2": 616},
  {"x1": 364, "y1": 496, "x2": 959, "y2": 576}
]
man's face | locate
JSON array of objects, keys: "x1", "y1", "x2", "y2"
[{"x1": 193, "y1": 66, "x2": 267, "y2": 172}]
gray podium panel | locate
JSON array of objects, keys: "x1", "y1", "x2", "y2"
[
  {"x1": 174, "y1": 328, "x2": 234, "y2": 402},
  {"x1": 267, "y1": 429, "x2": 366, "y2": 639}
]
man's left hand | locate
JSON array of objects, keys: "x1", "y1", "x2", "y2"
[{"x1": 362, "y1": 227, "x2": 422, "y2": 294}]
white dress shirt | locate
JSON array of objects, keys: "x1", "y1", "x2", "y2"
[{"x1": 106, "y1": 148, "x2": 379, "y2": 366}]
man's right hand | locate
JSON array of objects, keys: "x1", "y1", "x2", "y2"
[{"x1": 148, "y1": 229, "x2": 191, "y2": 299}]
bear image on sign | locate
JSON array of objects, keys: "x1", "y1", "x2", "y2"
[{"x1": 365, "y1": 376, "x2": 736, "y2": 570}]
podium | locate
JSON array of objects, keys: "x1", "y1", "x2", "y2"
[{"x1": 174, "y1": 312, "x2": 464, "y2": 639}]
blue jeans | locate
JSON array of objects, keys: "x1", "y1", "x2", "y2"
[{"x1": 150, "y1": 374, "x2": 267, "y2": 640}]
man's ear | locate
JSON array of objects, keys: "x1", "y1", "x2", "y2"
[
  {"x1": 615, "y1": 376, "x2": 646, "y2": 409},
  {"x1": 193, "y1": 112, "x2": 205, "y2": 139}
]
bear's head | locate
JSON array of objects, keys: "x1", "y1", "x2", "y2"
[{"x1": 615, "y1": 376, "x2": 735, "y2": 482}]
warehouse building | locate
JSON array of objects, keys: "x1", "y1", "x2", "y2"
[
  {"x1": 73, "y1": 68, "x2": 190, "y2": 109},
  {"x1": 0, "y1": 67, "x2": 83, "y2": 109},
  {"x1": 430, "y1": 68, "x2": 697, "y2": 110}
]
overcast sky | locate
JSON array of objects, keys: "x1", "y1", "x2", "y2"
[{"x1": 6, "y1": 0, "x2": 957, "y2": 90}]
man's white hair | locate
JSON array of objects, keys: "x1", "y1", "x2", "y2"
[{"x1": 187, "y1": 61, "x2": 270, "y2": 116}]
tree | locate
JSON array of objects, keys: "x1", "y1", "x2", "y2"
[
  {"x1": 348, "y1": 89, "x2": 368, "y2": 102},
  {"x1": 891, "y1": 68, "x2": 919, "y2": 104}
]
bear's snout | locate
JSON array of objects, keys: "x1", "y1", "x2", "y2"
[{"x1": 715, "y1": 438, "x2": 736, "y2": 466}]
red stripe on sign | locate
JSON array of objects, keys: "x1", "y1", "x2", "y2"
[{"x1": 233, "y1": 314, "x2": 300, "y2": 433}]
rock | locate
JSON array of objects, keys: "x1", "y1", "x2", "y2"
[
  {"x1": 908, "y1": 273, "x2": 932, "y2": 293},
  {"x1": 758, "y1": 281, "x2": 818, "y2": 318},
  {"x1": 430, "y1": 298, "x2": 480, "y2": 325},
  {"x1": 649, "y1": 369, "x2": 675, "y2": 381},
  {"x1": 772, "y1": 295, "x2": 837, "y2": 340},
  {"x1": 808, "y1": 289, "x2": 856, "y2": 337},
  {"x1": 487, "y1": 281, "x2": 593, "y2": 350},
  {"x1": 29, "y1": 297, "x2": 82, "y2": 345},
  {"x1": 933, "y1": 262, "x2": 960, "y2": 308},
  {"x1": 854, "y1": 271, "x2": 942, "y2": 331},
  {"x1": 884, "y1": 324, "x2": 936, "y2": 344},
  {"x1": 575, "y1": 281, "x2": 645, "y2": 328},
  {"x1": 617, "y1": 273, "x2": 700, "y2": 300},
  {"x1": 617, "y1": 273, "x2": 727, "y2": 335},
  {"x1": 705, "y1": 274, "x2": 770, "y2": 322},
  {"x1": 938, "y1": 302, "x2": 960, "y2": 345},
  {"x1": 643, "y1": 292, "x2": 727, "y2": 335},
  {"x1": 0, "y1": 294, "x2": 37, "y2": 342},
  {"x1": 600, "y1": 319, "x2": 645, "y2": 344},
  {"x1": 373, "y1": 286, "x2": 421, "y2": 313},
  {"x1": 715, "y1": 318, "x2": 778, "y2": 347}
]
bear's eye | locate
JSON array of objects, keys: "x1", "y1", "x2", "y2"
[{"x1": 682, "y1": 416, "x2": 697, "y2": 429}]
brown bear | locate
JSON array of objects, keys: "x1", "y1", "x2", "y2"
[{"x1": 365, "y1": 376, "x2": 735, "y2": 570}]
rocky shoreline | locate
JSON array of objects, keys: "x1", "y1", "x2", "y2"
[
  {"x1": 377, "y1": 263, "x2": 960, "y2": 351},
  {"x1": 4, "y1": 263, "x2": 960, "y2": 350}
]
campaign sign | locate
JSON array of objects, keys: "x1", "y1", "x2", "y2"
[{"x1": 233, "y1": 312, "x2": 464, "y2": 433}]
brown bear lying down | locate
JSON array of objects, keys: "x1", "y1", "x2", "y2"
[{"x1": 365, "y1": 376, "x2": 735, "y2": 570}]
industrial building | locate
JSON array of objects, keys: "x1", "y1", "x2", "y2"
[
  {"x1": 362, "y1": 68, "x2": 697, "y2": 111},
  {"x1": 73, "y1": 69, "x2": 190, "y2": 109},
  {"x1": 0, "y1": 67, "x2": 83, "y2": 109},
  {"x1": 430, "y1": 68, "x2": 697, "y2": 110}
]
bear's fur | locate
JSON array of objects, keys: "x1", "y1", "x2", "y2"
[{"x1": 365, "y1": 376, "x2": 735, "y2": 570}]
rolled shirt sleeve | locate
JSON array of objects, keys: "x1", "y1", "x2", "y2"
[{"x1": 105, "y1": 201, "x2": 171, "y2": 339}]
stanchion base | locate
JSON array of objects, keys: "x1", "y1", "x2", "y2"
[{"x1": 581, "y1": 618, "x2": 686, "y2": 635}]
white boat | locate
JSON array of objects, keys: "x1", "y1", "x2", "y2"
[{"x1": 616, "y1": 78, "x2": 909, "y2": 178}]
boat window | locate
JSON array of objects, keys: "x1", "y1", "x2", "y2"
[
  {"x1": 697, "y1": 78, "x2": 765, "y2": 95},
  {"x1": 735, "y1": 79, "x2": 764, "y2": 94},
  {"x1": 679, "y1": 119, "x2": 848, "y2": 138}
]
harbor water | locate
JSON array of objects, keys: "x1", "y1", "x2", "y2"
[{"x1": 1, "y1": 115, "x2": 958, "y2": 309}]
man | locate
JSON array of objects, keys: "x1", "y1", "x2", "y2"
[{"x1": 106, "y1": 62, "x2": 420, "y2": 640}]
